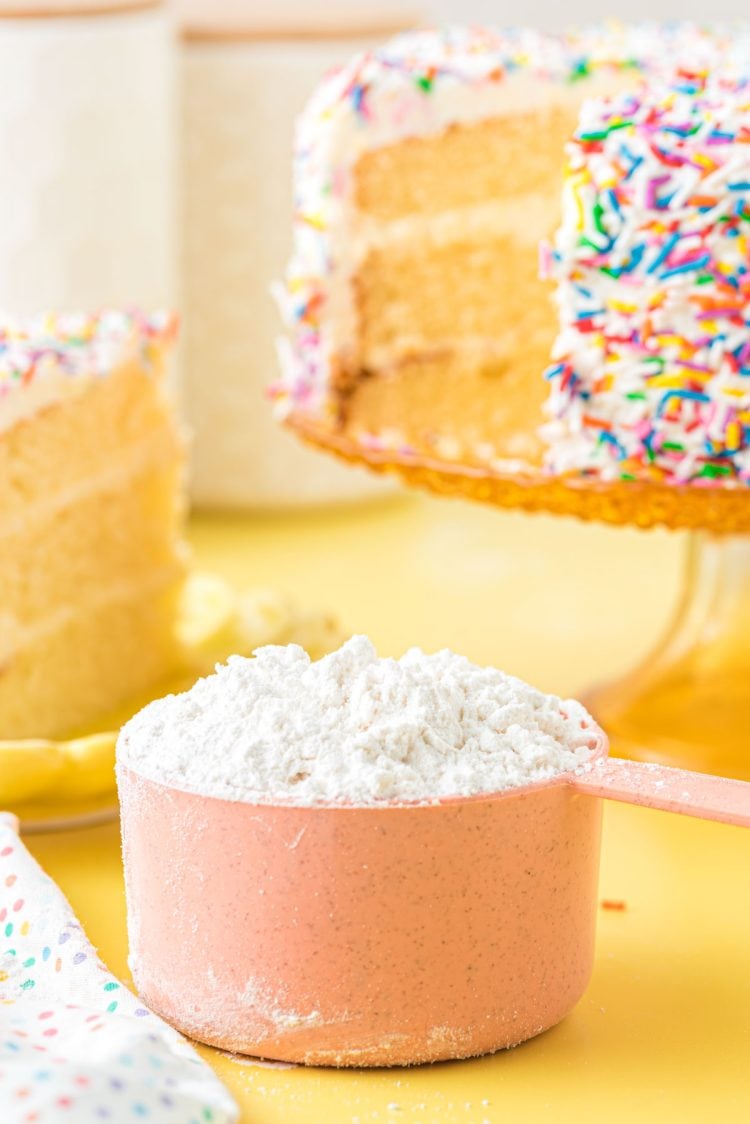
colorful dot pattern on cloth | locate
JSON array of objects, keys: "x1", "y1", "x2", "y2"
[{"x1": 0, "y1": 815, "x2": 238, "y2": 1124}]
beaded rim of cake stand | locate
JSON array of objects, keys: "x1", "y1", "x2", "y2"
[{"x1": 289, "y1": 414, "x2": 750, "y2": 533}]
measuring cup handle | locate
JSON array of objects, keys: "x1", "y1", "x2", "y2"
[{"x1": 570, "y1": 757, "x2": 750, "y2": 828}]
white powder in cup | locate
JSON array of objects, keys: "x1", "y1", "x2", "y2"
[{"x1": 117, "y1": 635, "x2": 601, "y2": 806}]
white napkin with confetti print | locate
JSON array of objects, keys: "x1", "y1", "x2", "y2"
[{"x1": 0, "y1": 814, "x2": 238, "y2": 1124}]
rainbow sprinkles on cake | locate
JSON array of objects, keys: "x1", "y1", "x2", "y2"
[
  {"x1": 275, "y1": 24, "x2": 750, "y2": 492},
  {"x1": 543, "y1": 72, "x2": 750, "y2": 485}
]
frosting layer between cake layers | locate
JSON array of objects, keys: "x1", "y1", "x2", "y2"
[
  {"x1": 275, "y1": 24, "x2": 733, "y2": 472},
  {"x1": 0, "y1": 311, "x2": 187, "y2": 740}
]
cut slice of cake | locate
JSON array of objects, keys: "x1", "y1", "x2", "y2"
[
  {"x1": 275, "y1": 25, "x2": 725, "y2": 475},
  {"x1": 0, "y1": 310, "x2": 187, "y2": 739}
]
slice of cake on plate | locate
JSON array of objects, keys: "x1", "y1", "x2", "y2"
[{"x1": 0, "y1": 310, "x2": 186, "y2": 739}]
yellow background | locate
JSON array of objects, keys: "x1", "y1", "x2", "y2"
[{"x1": 27, "y1": 495, "x2": 750, "y2": 1122}]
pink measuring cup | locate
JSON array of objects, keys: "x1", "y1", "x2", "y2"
[{"x1": 117, "y1": 730, "x2": 750, "y2": 1067}]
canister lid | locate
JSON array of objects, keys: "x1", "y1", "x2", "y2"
[
  {"x1": 0, "y1": 0, "x2": 161, "y2": 16},
  {"x1": 177, "y1": 2, "x2": 418, "y2": 43}
]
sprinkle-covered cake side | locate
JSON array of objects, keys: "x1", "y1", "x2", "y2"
[{"x1": 543, "y1": 72, "x2": 750, "y2": 486}]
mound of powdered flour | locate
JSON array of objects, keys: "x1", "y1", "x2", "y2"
[{"x1": 117, "y1": 636, "x2": 601, "y2": 805}]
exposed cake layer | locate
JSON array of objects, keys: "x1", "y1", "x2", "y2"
[
  {"x1": 341, "y1": 349, "x2": 546, "y2": 467},
  {"x1": 353, "y1": 227, "x2": 557, "y2": 370},
  {"x1": 334, "y1": 106, "x2": 584, "y2": 462},
  {"x1": 0, "y1": 309, "x2": 186, "y2": 739},
  {"x1": 284, "y1": 92, "x2": 598, "y2": 461},
  {"x1": 0, "y1": 579, "x2": 183, "y2": 740},
  {"x1": 0, "y1": 351, "x2": 178, "y2": 518},
  {"x1": 353, "y1": 102, "x2": 589, "y2": 222},
  {"x1": 0, "y1": 448, "x2": 183, "y2": 631}
]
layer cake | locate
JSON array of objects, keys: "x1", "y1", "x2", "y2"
[
  {"x1": 275, "y1": 25, "x2": 726, "y2": 475},
  {"x1": 0, "y1": 311, "x2": 186, "y2": 739}
]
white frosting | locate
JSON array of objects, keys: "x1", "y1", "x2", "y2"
[{"x1": 354, "y1": 193, "x2": 562, "y2": 255}]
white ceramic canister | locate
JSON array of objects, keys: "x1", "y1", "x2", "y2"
[
  {"x1": 179, "y1": 4, "x2": 414, "y2": 509},
  {"x1": 0, "y1": 0, "x2": 177, "y2": 315}
]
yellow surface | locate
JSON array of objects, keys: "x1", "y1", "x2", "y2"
[{"x1": 25, "y1": 496, "x2": 750, "y2": 1122}]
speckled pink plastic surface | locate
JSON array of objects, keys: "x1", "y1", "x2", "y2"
[
  {"x1": 572, "y1": 757, "x2": 750, "y2": 827},
  {"x1": 117, "y1": 756, "x2": 605, "y2": 1067}
]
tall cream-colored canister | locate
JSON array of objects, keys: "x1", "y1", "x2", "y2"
[
  {"x1": 0, "y1": 0, "x2": 176, "y2": 314},
  {"x1": 179, "y1": 5, "x2": 412, "y2": 508}
]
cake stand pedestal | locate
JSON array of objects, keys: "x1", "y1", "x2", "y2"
[
  {"x1": 586, "y1": 533, "x2": 750, "y2": 782},
  {"x1": 291, "y1": 417, "x2": 750, "y2": 781}
]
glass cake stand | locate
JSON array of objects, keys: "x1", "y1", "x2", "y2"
[{"x1": 291, "y1": 415, "x2": 750, "y2": 782}]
